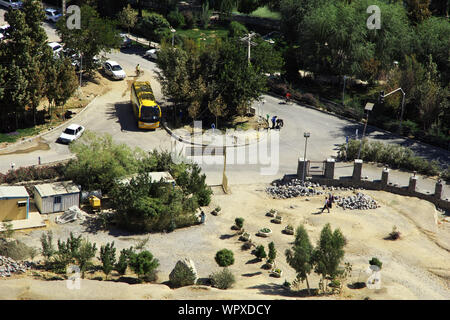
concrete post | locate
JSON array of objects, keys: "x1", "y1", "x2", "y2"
[
  {"x1": 352, "y1": 159, "x2": 363, "y2": 181},
  {"x1": 324, "y1": 158, "x2": 335, "y2": 180},
  {"x1": 381, "y1": 168, "x2": 389, "y2": 189},
  {"x1": 408, "y1": 175, "x2": 417, "y2": 193},
  {"x1": 435, "y1": 180, "x2": 443, "y2": 200},
  {"x1": 297, "y1": 158, "x2": 309, "y2": 179}
]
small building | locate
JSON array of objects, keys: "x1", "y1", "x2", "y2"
[
  {"x1": 0, "y1": 186, "x2": 30, "y2": 222},
  {"x1": 33, "y1": 181, "x2": 80, "y2": 214}
]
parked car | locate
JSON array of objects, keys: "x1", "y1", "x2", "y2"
[
  {"x1": 0, "y1": 24, "x2": 10, "y2": 41},
  {"x1": 0, "y1": 0, "x2": 23, "y2": 9},
  {"x1": 120, "y1": 33, "x2": 132, "y2": 48},
  {"x1": 144, "y1": 48, "x2": 158, "y2": 60},
  {"x1": 103, "y1": 60, "x2": 126, "y2": 80},
  {"x1": 48, "y1": 42, "x2": 63, "y2": 58},
  {"x1": 45, "y1": 8, "x2": 62, "y2": 23},
  {"x1": 57, "y1": 124, "x2": 85, "y2": 144}
]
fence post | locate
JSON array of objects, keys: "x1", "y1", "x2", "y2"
[
  {"x1": 352, "y1": 159, "x2": 363, "y2": 181},
  {"x1": 434, "y1": 180, "x2": 443, "y2": 200},
  {"x1": 381, "y1": 168, "x2": 389, "y2": 189},
  {"x1": 324, "y1": 158, "x2": 335, "y2": 180},
  {"x1": 408, "y1": 175, "x2": 418, "y2": 193}
]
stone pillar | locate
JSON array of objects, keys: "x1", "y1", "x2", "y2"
[
  {"x1": 381, "y1": 168, "x2": 389, "y2": 189},
  {"x1": 352, "y1": 159, "x2": 363, "y2": 181},
  {"x1": 408, "y1": 175, "x2": 417, "y2": 193},
  {"x1": 297, "y1": 158, "x2": 309, "y2": 180},
  {"x1": 435, "y1": 180, "x2": 443, "y2": 200},
  {"x1": 324, "y1": 158, "x2": 335, "y2": 180}
]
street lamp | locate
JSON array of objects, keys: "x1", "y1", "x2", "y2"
[
  {"x1": 379, "y1": 88, "x2": 406, "y2": 133},
  {"x1": 357, "y1": 102, "x2": 374, "y2": 159},
  {"x1": 302, "y1": 132, "x2": 310, "y2": 182},
  {"x1": 170, "y1": 27, "x2": 176, "y2": 47}
]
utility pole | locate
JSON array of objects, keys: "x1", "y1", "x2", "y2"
[
  {"x1": 240, "y1": 32, "x2": 257, "y2": 65},
  {"x1": 302, "y1": 132, "x2": 310, "y2": 182},
  {"x1": 357, "y1": 102, "x2": 374, "y2": 159},
  {"x1": 62, "y1": 0, "x2": 66, "y2": 16}
]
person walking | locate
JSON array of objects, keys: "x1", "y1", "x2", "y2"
[
  {"x1": 271, "y1": 115, "x2": 277, "y2": 129},
  {"x1": 135, "y1": 64, "x2": 141, "y2": 76},
  {"x1": 320, "y1": 196, "x2": 330, "y2": 213}
]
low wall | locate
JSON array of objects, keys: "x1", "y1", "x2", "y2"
[{"x1": 296, "y1": 159, "x2": 450, "y2": 211}]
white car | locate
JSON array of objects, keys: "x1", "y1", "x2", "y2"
[
  {"x1": 0, "y1": 24, "x2": 9, "y2": 41},
  {"x1": 0, "y1": 0, "x2": 23, "y2": 9},
  {"x1": 48, "y1": 42, "x2": 63, "y2": 58},
  {"x1": 103, "y1": 60, "x2": 126, "y2": 80},
  {"x1": 120, "y1": 33, "x2": 132, "y2": 48},
  {"x1": 57, "y1": 124, "x2": 85, "y2": 144},
  {"x1": 144, "y1": 48, "x2": 158, "y2": 60},
  {"x1": 45, "y1": 8, "x2": 62, "y2": 23}
]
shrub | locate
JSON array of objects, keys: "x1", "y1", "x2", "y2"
[
  {"x1": 134, "y1": 13, "x2": 170, "y2": 41},
  {"x1": 235, "y1": 217, "x2": 244, "y2": 229},
  {"x1": 369, "y1": 257, "x2": 382, "y2": 270},
  {"x1": 169, "y1": 261, "x2": 197, "y2": 287},
  {"x1": 115, "y1": 248, "x2": 133, "y2": 275},
  {"x1": 40, "y1": 231, "x2": 56, "y2": 261},
  {"x1": 268, "y1": 242, "x2": 276, "y2": 263},
  {"x1": 128, "y1": 250, "x2": 160, "y2": 282},
  {"x1": 167, "y1": 9, "x2": 185, "y2": 28},
  {"x1": 254, "y1": 245, "x2": 267, "y2": 260},
  {"x1": 100, "y1": 242, "x2": 116, "y2": 278},
  {"x1": 209, "y1": 268, "x2": 235, "y2": 289},
  {"x1": 215, "y1": 249, "x2": 234, "y2": 267},
  {"x1": 241, "y1": 241, "x2": 253, "y2": 250},
  {"x1": 389, "y1": 226, "x2": 401, "y2": 240},
  {"x1": 441, "y1": 168, "x2": 450, "y2": 183},
  {"x1": 301, "y1": 93, "x2": 320, "y2": 107},
  {"x1": 228, "y1": 21, "x2": 248, "y2": 38}
]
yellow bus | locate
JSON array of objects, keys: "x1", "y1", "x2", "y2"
[{"x1": 130, "y1": 81, "x2": 162, "y2": 129}]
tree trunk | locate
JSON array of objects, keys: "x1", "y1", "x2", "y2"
[{"x1": 306, "y1": 277, "x2": 311, "y2": 296}]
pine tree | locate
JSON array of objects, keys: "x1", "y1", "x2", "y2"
[{"x1": 100, "y1": 242, "x2": 116, "y2": 279}]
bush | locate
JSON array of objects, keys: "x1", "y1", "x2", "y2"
[
  {"x1": 128, "y1": 250, "x2": 160, "y2": 282},
  {"x1": 134, "y1": 13, "x2": 170, "y2": 42},
  {"x1": 441, "y1": 168, "x2": 450, "y2": 183},
  {"x1": 215, "y1": 249, "x2": 234, "y2": 267},
  {"x1": 0, "y1": 164, "x2": 65, "y2": 184},
  {"x1": 167, "y1": 9, "x2": 185, "y2": 28},
  {"x1": 115, "y1": 248, "x2": 133, "y2": 275},
  {"x1": 369, "y1": 257, "x2": 382, "y2": 270},
  {"x1": 268, "y1": 242, "x2": 276, "y2": 263},
  {"x1": 254, "y1": 245, "x2": 267, "y2": 260},
  {"x1": 228, "y1": 21, "x2": 248, "y2": 38},
  {"x1": 235, "y1": 217, "x2": 244, "y2": 229},
  {"x1": 389, "y1": 226, "x2": 401, "y2": 240},
  {"x1": 209, "y1": 267, "x2": 235, "y2": 289},
  {"x1": 301, "y1": 93, "x2": 320, "y2": 107},
  {"x1": 169, "y1": 261, "x2": 197, "y2": 287}
]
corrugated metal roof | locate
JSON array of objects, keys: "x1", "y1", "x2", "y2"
[
  {"x1": 0, "y1": 186, "x2": 29, "y2": 198},
  {"x1": 34, "y1": 181, "x2": 80, "y2": 197}
]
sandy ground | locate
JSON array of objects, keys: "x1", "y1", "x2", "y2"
[{"x1": 1, "y1": 185, "x2": 449, "y2": 300}]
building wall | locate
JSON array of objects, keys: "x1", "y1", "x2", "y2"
[
  {"x1": 35, "y1": 193, "x2": 80, "y2": 214},
  {"x1": 0, "y1": 197, "x2": 28, "y2": 221}
]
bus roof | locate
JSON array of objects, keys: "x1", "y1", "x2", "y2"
[{"x1": 132, "y1": 81, "x2": 157, "y2": 107}]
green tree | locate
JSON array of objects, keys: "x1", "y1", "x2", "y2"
[
  {"x1": 117, "y1": 4, "x2": 138, "y2": 36},
  {"x1": 129, "y1": 250, "x2": 160, "y2": 282},
  {"x1": 254, "y1": 244, "x2": 267, "y2": 260},
  {"x1": 285, "y1": 225, "x2": 314, "y2": 294},
  {"x1": 56, "y1": 5, "x2": 121, "y2": 76},
  {"x1": 268, "y1": 241, "x2": 276, "y2": 263},
  {"x1": 215, "y1": 249, "x2": 235, "y2": 267},
  {"x1": 75, "y1": 239, "x2": 97, "y2": 278},
  {"x1": 115, "y1": 247, "x2": 134, "y2": 275},
  {"x1": 40, "y1": 231, "x2": 56, "y2": 261},
  {"x1": 406, "y1": 0, "x2": 432, "y2": 24},
  {"x1": 312, "y1": 223, "x2": 347, "y2": 294},
  {"x1": 100, "y1": 242, "x2": 116, "y2": 279},
  {"x1": 235, "y1": 217, "x2": 245, "y2": 229}
]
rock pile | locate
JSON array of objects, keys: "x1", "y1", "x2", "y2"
[
  {"x1": 336, "y1": 193, "x2": 379, "y2": 210},
  {"x1": 266, "y1": 180, "x2": 324, "y2": 199},
  {"x1": 0, "y1": 256, "x2": 32, "y2": 277}
]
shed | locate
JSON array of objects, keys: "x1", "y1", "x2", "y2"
[
  {"x1": 33, "y1": 181, "x2": 80, "y2": 214},
  {"x1": 0, "y1": 186, "x2": 30, "y2": 221}
]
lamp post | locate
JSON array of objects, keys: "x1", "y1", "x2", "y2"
[
  {"x1": 357, "y1": 102, "x2": 374, "y2": 159},
  {"x1": 302, "y1": 132, "x2": 310, "y2": 182},
  {"x1": 379, "y1": 88, "x2": 406, "y2": 134},
  {"x1": 170, "y1": 27, "x2": 176, "y2": 47}
]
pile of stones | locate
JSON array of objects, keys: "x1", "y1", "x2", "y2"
[
  {"x1": 0, "y1": 256, "x2": 32, "y2": 277},
  {"x1": 266, "y1": 180, "x2": 325, "y2": 199},
  {"x1": 336, "y1": 193, "x2": 379, "y2": 210}
]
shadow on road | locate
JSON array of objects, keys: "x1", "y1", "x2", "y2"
[{"x1": 105, "y1": 101, "x2": 141, "y2": 132}]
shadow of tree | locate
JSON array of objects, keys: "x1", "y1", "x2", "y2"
[
  {"x1": 246, "y1": 283, "x2": 318, "y2": 298},
  {"x1": 242, "y1": 272, "x2": 263, "y2": 277}
]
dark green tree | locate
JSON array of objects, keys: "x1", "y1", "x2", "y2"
[
  {"x1": 128, "y1": 250, "x2": 160, "y2": 282},
  {"x1": 215, "y1": 249, "x2": 235, "y2": 267},
  {"x1": 100, "y1": 242, "x2": 116, "y2": 279},
  {"x1": 285, "y1": 225, "x2": 314, "y2": 294},
  {"x1": 254, "y1": 245, "x2": 267, "y2": 260}
]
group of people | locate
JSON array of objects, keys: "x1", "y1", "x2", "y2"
[
  {"x1": 320, "y1": 193, "x2": 335, "y2": 213},
  {"x1": 270, "y1": 115, "x2": 284, "y2": 130}
]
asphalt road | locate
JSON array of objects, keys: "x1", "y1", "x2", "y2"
[{"x1": 1, "y1": 9, "x2": 449, "y2": 197}]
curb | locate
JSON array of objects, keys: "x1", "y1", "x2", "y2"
[
  {"x1": 161, "y1": 120, "x2": 270, "y2": 149},
  {"x1": 0, "y1": 95, "x2": 99, "y2": 153}
]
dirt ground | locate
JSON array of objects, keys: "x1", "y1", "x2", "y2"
[{"x1": 1, "y1": 184, "x2": 450, "y2": 300}]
